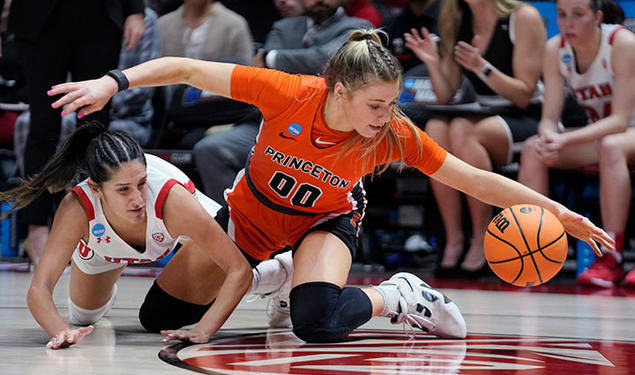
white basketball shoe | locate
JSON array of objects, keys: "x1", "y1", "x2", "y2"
[
  {"x1": 265, "y1": 251, "x2": 293, "y2": 328},
  {"x1": 375, "y1": 272, "x2": 467, "y2": 339}
]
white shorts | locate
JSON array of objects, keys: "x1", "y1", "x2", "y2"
[{"x1": 72, "y1": 190, "x2": 222, "y2": 275}]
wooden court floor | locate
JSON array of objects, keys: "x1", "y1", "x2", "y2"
[{"x1": 1, "y1": 263, "x2": 634, "y2": 375}]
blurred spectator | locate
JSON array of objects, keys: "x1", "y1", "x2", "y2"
[
  {"x1": 158, "y1": 0, "x2": 253, "y2": 64},
  {"x1": 157, "y1": 0, "x2": 253, "y2": 148},
  {"x1": 14, "y1": 7, "x2": 160, "y2": 180},
  {"x1": 257, "y1": 0, "x2": 371, "y2": 73},
  {"x1": 8, "y1": 0, "x2": 145, "y2": 267},
  {"x1": 148, "y1": 0, "x2": 182, "y2": 16},
  {"x1": 193, "y1": 0, "x2": 371, "y2": 202},
  {"x1": 342, "y1": 0, "x2": 383, "y2": 27},
  {"x1": 274, "y1": 0, "x2": 306, "y2": 18},
  {"x1": 220, "y1": 0, "x2": 281, "y2": 45},
  {"x1": 384, "y1": 0, "x2": 439, "y2": 72},
  {"x1": 109, "y1": 8, "x2": 161, "y2": 146},
  {"x1": 518, "y1": 0, "x2": 635, "y2": 288},
  {"x1": 405, "y1": 0, "x2": 545, "y2": 276}
]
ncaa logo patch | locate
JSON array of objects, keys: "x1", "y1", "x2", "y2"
[
  {"x1": 92, "y1": 223, "x2": 106, "y2": 237},
  {"x1": 152, "y1": 233, "x2": 165, "y2": 243},
  {"x1": 561, "y1": 53, "x2": 572, "y2": 64},
  {"x1": 288, "y1": 123, "x2": 302, "y2": 136},
  {"x1": 159, "y1": 329, "x2": 635, "y2": 374}
]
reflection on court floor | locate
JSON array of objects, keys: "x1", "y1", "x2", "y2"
[
  {"x1": 1, "y1": 265, "x2": 634, "y2": 375},
  {"x1": 161, "y1": 330, "x2": 633, "y2": 375}
]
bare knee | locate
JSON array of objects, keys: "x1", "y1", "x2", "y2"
[
  {"x1": 425, "y1": 118, "x2": 451, "y2": 147},
  {"x1": 448, "y1": 117, "x2": 474, "y2": 154},
  {"x1": 520, "y1": 136, "x2": 541, "y2": 163},
  {"x1": 597, "y1": 134, "x2": 626, "y2": 165}
]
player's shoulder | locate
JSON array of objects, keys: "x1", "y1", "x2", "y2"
[
  {"x1": 610, "y1": 26, "x2": 635, "y2": 49},
  {"x1": 513, "y1": 3, "x2": 543, "y2": 25},
  {"x1": 59, "y1": 190, "x2": 91, "y2": 228},
  {"x1": 546, "y1": 34, "x2": 564, "y2": 52},
  {"x1": 161, "y1": 182, "x2": 200, "y2": 217},
  {"x1": 299, "y1": 74, "x2": 327, "y2": 93}
]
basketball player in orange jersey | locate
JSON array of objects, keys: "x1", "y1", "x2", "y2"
[
  {"x1": 518, "y1": 0, "x2": 635, "y2": 288},
  {"x1": 49, "y1": 29, "x2": 613, "y2": 344}
]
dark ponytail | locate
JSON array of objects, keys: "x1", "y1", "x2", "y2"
[
  {"x1": 599, "y1": 0, "x2": 625, "y2": 24},
  {"x1": 0, "y1": 121, "x2": 145, "y2": 217}
]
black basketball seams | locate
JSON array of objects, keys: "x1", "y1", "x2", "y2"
[
  {"x1": 486, "y1": 227, "x2": 525, "y2": 284},
  {"x1": 488, "y1": 206, "x2": 567, "y2": 285}
]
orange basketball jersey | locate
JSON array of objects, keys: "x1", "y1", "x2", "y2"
[{"x1": 226, "y1": 66, "x2": 447, "y2": 260}]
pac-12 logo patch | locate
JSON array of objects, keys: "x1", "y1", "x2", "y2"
[
  {"x1": 91, "y1": 223, "x2": 106, "y2": 237},
  {"x1": 152, "y1": 233, "x2": 165, "y2": 243},
  {"x1": 159, "y1": 329, "x2": 634, "y2": 374},
  {"x1": 288, "y1": 123, "x2": 302, "y2": 135}
]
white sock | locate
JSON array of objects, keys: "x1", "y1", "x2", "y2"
[
  {"x1": 250, "y1": 258, "x2": 288, "y2": 295},
  {"x1": 373, "y1": 281, "x2": 401, "y2": 317},
  {"x1": 68, "y1": 284, "x2": 117, "y2": 325}
]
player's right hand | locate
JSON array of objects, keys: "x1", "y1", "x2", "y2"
[
  {"x1": 160, "y1": 328, "x2": 211, "y2": 344},
  {"x1": 48, "y1": 76, "x2": 118, "y2": 119},
  {"x1": 46, "y1": 326, "x2": 94, "y2": 349}
]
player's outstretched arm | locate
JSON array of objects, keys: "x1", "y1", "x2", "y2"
[
  {"x1": 47, "y1": 57, "x2": 236, "y2": 119},
  {"x1": 159, "y1": 185, "x2": 252, "y2": 343},
  {"x1": 27, "y1": 193, "x2": 92, "y2": 349},
  {"x1": 430, "y1": 153, "x2": 614, "y2": 256}
]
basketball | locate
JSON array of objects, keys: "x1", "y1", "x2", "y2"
[{"x1": 484, "y1": 204, "x2": 568, "y2": 287}]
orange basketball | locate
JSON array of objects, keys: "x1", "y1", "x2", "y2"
[{"x1": 484, "y1": 204, "x2": 568, "y2": 287}]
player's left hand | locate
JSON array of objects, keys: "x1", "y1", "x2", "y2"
[
  {"x1": 557, "y1": 209, "x2": 614, "y2": 257},
  {"x1": 161, "y1": 329, "x2": 211, "y2": 344}
]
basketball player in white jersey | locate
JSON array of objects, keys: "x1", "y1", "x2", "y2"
[
  {"x1": 0, "y1": 121, "x2": 290, "y2": 349},
  {"x1": 518, "y1": 0, "x2": 635, "y2": 287}
]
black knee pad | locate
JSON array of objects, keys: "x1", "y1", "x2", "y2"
[
  {"x1": 139, "y1": 280, "x2": 214, "y2": 332},
  {"x1": 290, "y1": 282, "x2": 372, "y2": 343}
]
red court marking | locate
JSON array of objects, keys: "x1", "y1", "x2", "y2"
[{"x1": 160, "y1": 329, "x2": 635, "y2": 375}]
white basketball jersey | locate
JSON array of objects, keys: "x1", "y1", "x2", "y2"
[
  {"x1": 72, "y1": 154, "x2": 201, "y2": 266},
  {"x1": 559, "y1": 24, "x2": 635, "y2": 126}
]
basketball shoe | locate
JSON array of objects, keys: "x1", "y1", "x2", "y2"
[
  {"x1": 623, "y1": 269, "x2": 635, "y2": 287},
  {"x1": 265, "y1": 251, "x2": 293, "y2": 328},
  {"x1": 375, "y1": 272, "x2": 467, "y2": 339},
  {"x1": 577, "y1": 251, "x2": 625, "y2": 288}
]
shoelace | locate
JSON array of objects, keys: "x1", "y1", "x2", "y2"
[{"x1": 387, "y1": 297, "x2": 436, "y2": 339}]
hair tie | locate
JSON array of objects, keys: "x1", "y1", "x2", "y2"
[{"x1": 361, "y1": 33, "x2": 374, "y2": 41}]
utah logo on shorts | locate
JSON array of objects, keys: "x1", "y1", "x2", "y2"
[{"x1": 152, "y1": 233, "x2": 165, "y2": 243}]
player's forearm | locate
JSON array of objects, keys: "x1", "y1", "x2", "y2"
[
  {"x1": 427, "y1": 61, "x2": 455, "y2": 104},
  {"x1": 27, "y1": 284, "x2": 70, "y2": 337},
  {"x1": 563, "y1": 115, "x2": 629, "y2": 146},
  {"x1": 480, "y1": 70, "x2": 537, "y2": 109},
  {"x1": 122, "y1": 57, "x2": 234, "y2": 97},
  {"x1": 469, "y1": 169, "x2": 568, "y2": 218},
  {"x1": 194, "y1": 267, "x2": 252, "y2": 337}
]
